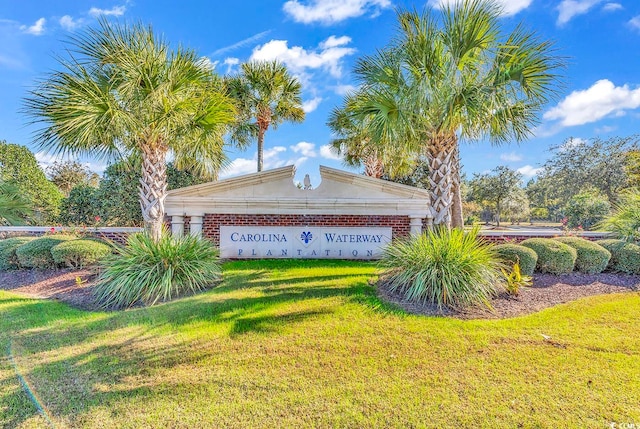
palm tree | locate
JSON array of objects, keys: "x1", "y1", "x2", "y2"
[
  {"x1": 0, "y1": 181, "x2": 32, "y2": 225},
  {"x1": 228, "y1": 60, "x2": 305, "y2": 172},
  {"x1": 24, "y1": 19, "x2": 236, "y2": 241},
  {"x1": 341, "y1": 0, "x2": 563, "y2": 227}
]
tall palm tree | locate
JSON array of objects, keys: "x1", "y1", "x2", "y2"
[
  {"x1": 24, "y1": 19, "x2": 236, "y2": 241},
  {"x1": 0, "y1": 181, "x2": 32, "y2": 225},
  {"x1": 342, "y1": 0, "x2": 563, "y2": 227},
  {"x1": 228, "y1": 60, "x2": 305, "y2": 172}
]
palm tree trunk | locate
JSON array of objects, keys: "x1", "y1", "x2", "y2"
[
  {"x1": 139, "y1": 143, "x2": 168, "y2": 242},
  {"x1": 451, "y1": 144, "x2": 464, "y2": 228},
  {"x1": 427, "y1": 134, "x2": 457, "y2": 228},
  {"x1": 257, "y1": 129, "x2": 265, "y2": 172},
  {"x1": 363, "y1": 153, "x2": 384, "y2": 178}
]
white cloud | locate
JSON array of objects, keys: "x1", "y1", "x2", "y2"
[
  {"x1": 35, "y1": 152, "x2": 106, "y2": 174},
  {"x1": 283, "y1": 0, "x2": 391, "y2": 24},
  {"x1": 544, "y1": 79, "x2": 640, "y2": 127},
  {"x1": 20, "y1": 18, "x2": 45, "y2": 35},
  {"x1": 556, "y1": 0, "x2": 603, "y2": 25},
  {"x1": 290, "y1": 142, "x2": 317, "y2": 157},
  {"x1": 333, "y1": 84, "x2": 357, "y2": 95},
  {"x1": 221, "y1": 146, "x2": 288, "y2": 178},
  {"x1": 223, "y1": 57, "x2": 240, "y2": 73},
  {"x1": 602, "y1": 2, "x2": 623, "y2": 11},
  {"x1": 559, "y1": 137, "x2": 586, "y2": 151},
  {"x1": 595, "y1": 124, "x2": 616, "y2": 133},
  {"x1": 428, "y1": 0, "x2": 532, "y2": 16},
  {"x1": 88, "y1": 5, "x2": 126, "y2": 17},
  {"x1": 629, "y1": 15, "x2": 640, "y2": 30},
  {"x1": 250, "y1": 36, "x2": 355, "y2": 79},
  {"x1": 198, "y1": 56, "x2": 218, "y2": 71},
  {"x1": 517, "y1": 165, "x2": 542, "y2": 178},
  {"x1": 302, "y1": 97, "x2": 322, "y2": 113},
  {"x1": 210, "y1": 30, "x2": 271, "y2": 57},
  {"x1": 59, "y1": 15, "x2": 82, "y2": 31},
  {"x1": 320, "y1": 145, "x2": 342, "y2": 161},
  {"x1": 499, "y1": 152, "x2": 523, "y2": 162}
]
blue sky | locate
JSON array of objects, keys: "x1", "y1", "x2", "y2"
[{"x1": 1, "y1": 0, "x2": 640, "y2": 186}]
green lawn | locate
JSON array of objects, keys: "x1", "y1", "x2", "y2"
[{"x1": 1, "y1": 260, "x2": 639, "y2": 428}]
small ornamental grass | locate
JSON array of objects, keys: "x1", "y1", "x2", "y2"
[
  {"x1": 379, "y1": 227, "x2": 504, "y2": 309},
  {"x1": 94, "y1": 231, "x2": 222, "y2": 309},
  {"x1": 520, "y1": 238, "x2": 577, "y2": 274},
  {"x1": 494, "y1": 243, "x2": 538, "y2": 276},
  {"x1": 597, "y1": 239, "x2": 640, "y2": 274},
  {"x1": 15, "y1": 234, "x2": 77, "y2": 269},
  {"x1": 0, "y1": 237, "x2": 35, "y2": 270},
  {"x1": 51, "y1": 239, "x2": 113, "y2": 268},
  {"x1": 554, "y1": 237, "x2": 611, "y2": 274}
]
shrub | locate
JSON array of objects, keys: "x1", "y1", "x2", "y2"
[
  {"x1": 15, "y1": 234, "x2": 77, "y2": 268},
  {"x1": 553, "y1": 237, "x2": 611, "y2": 274},
  {"x1": 94, "y1": 231, "x2": 221, "y2": 309},
  {"x1": 51, "y1": 239, "x2": 113, "y2": 268},
  {"x1": 520, "y1": 238, "x2": 577, "y2": 274},
  {"x1": 563, "y1": 190, "x2": 610, "y2": 230},
  {"x1": 494, "y1": 244, "x2": 538, "y2": 276},
  {"x1": 597, "y1": 239, "x2": 640, "y2": 274},
  {"x1": 0, "y1": 237, "x2": 35, "y2": 270},
  {"x1": 598, "y1": 189, "x2": 640, "y2": 243},
  {"x1": 379, "y1": 227, "x2": 503, "y2": 309}
]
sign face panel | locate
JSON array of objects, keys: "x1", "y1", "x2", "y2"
[{"x1": 220, "y1": 226, "x2": 392, "y2": 259}]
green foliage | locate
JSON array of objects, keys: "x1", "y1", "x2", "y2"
[
  {"x1": 94, "y1": 231, "x2": 221, "y2": 309},
  {"x1": 379, "y1": 227, "x2": 503, "y2": 309},
  {"x1": 554, "y1": 237, "x2": 611, "y2": 274},
  {"x1": 0, "y1": 237, "x2": 35, "y2": 270},
  {"x1": 46, "y1": 160, "x2": 99, "y2": 196},
  {"x1": 493, "y1": 243, "x2": 538, "y2": 276},
  {"x1": 564, "y1": 189, "x2": 610, "y2": 229},
  {"x1": 0, "y1": 181, "x2": 33, "y2": 225},
  {"x1": 520, "y1": 238, "x2": 577, "y2": 274},
  {"x1": 469, "y1": 166, "x2": 528, "y2": 227},
  {"x1": 530, "y1": 207, "x2": 550, "y2": 220},
  {"x1": 51, "y1": 239, "x2": 113, "y2": 268},
  {"x1": 59, "y1": 185, "x2": 101, "y2": 226},
  {"x1": 598, "y1": 189, "x2": 640, "y2": 243},
  {"x1": 0, "y1": 141, "x2": 63, "y2": 223},
  {"x1": 15, "y1": 234, "x2": 77, "y2": 268},
  {"x1": 501, "y1": 261, "x2": 532, "y2": 296},
  {"x1": 597, "y1": 239, "x2": 640, "y2": 274}
]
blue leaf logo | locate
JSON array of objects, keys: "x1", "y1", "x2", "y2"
[{"x1": 300, "y1": 231, "x2": 313, "y2": 244}]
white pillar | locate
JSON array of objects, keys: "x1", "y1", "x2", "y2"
[
  {"x1": 409, "y1": 216, "x2": 425, "y2": 236},
  {"x1": 171, "y1": 215, "x2": 184, "y2": 237},
  {"x1": 189, "y1": 215, "x2": 203, "y2": 237}
]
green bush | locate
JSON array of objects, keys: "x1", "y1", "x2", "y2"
[
  {"x1": 598, "y1": 189, "x2": 640, "y2": 243},
  {"x1": 379, "y1": 227, "x2": 503, "y2": 309},
  {"x1": 94, "y1": 231, "x2": 221, "y2": 309},
  {"x1": 51, "y1": 239, "x2": 113, "y2": 268},
  {"x1": 597, "y1": 239, "x2": 640, "y2": 274},
  {"x1": 494, "y1": 244, "x2": 538, "y2": 276},
  {"x1": 554, "y1": 237, "x2": 611, "y2": 274},
  {"x1": 15, "y1": 234, "x2": 77, "y2": 268},
  {"x1": 520, "y1": 238, "x2": 577, "y2": 274},
  {"x1": 0, "y1": 237, "x2": 36, "y2": 270},
  {"x1": 564, "y1": 190, "x2": 610, "y2": 230}
]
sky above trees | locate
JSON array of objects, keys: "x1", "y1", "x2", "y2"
[{"x1": 1, "y1": 0, "x2": 639, "y2": 185}]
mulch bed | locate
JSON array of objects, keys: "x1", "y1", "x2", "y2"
[
  {"x1": 1, "y1": 268, "x2": 639, "y2": 318},
  {"x1": 378, "y1": 272, "x2": 640, "y2": 319}
]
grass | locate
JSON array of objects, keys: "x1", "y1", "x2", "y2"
[{"x1": 0, "y1": 259, "x2": 639, "y2": 428}]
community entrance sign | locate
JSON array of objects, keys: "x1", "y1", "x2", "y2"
[
  {"x1": 165, "y1": 165, "x2": 432, "y2": 260},
  {"x1": 220, "y1": 226, "x2": 392, "y2": 259}
]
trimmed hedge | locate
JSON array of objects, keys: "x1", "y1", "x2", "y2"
[
  {"x1": 520, "y1": 238, "x2": 577, "y2": 274},
  {"x1": 554, "y1": 237, "x2": 611, "y2": 274},
  {"x1": 597, "y1": 239, "x2": 640, "y2": 274},
  {"x1": 51, "y1": 239, "x2": 113, "y2": 268},
  {"x1": 0, "y1": 237, "x2": 36, "y2": 270},
  {"x1": 15, "y1": 235, "x2": 78, "y2": 268},
  {"x1": 494, "y1": 244, "x2": 538, "y2": 276}
]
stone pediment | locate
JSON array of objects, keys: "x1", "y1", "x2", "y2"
[{"x1": 165, "y1": 165, "x2": 431, "y2": 218}]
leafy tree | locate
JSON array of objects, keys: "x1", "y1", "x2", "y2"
[
  {"x1": 333, "y1": 0, "x2": 563, "y2": 227},
  {"x1": 469, "y1": 166, "x2": 526, "y2": 227},
  {"x1": 59, "y1": 185, "x2": 101, "y2": 226},
  {"x1": 381, "y1": 156, "x2": 430, "y2": 188},
  {"x1": 625, "y1": 149, "x2": 640, "y2": 189},
  {"x1": 0, "y1": 141, "x2": 63, "y2": 223},
  {"x1": 24, "y1": 19, "x2": 236, "y2": 240},
  {"x1": 47, "y1": 161, "x2": 99, "y2": 196},
  {"x1": 0, "y1": 181, "x2": 33, "y2": 225},
  {"x1": 564, "y1": 189, "x2": 610, "y2": 230},
  {"x1": 539, "y1": 136, "x2": 638, "y2": 204},
  {"x1": 228, "y1": 60, "x2": 305, "y2": 172}
]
